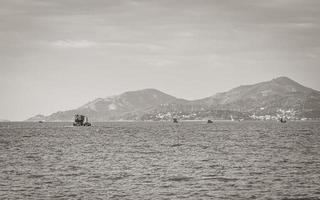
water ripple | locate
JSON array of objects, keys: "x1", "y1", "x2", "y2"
[{"x1": 0, "y1": 121, "x2": 319, "y2": 199}]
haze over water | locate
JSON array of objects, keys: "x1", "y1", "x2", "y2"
[{"x1": 1, "y1": 121, "x2": 319, "y2": 199}]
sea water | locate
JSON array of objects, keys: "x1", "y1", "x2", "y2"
[{"x1": 0, "y1": 121, "x2": 319, "y2": 199}]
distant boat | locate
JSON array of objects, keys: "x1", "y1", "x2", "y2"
[
  {"x1": 207, "y1": 120, "x2": 213, "y2": 124},
  {"x1": 230, "y1": 115, "x2": 234, "y2": 121},
  {"x1": 173, "y1": 118, "x2": 178, "y2": 123},
  {"x1": 38, "y1": 120, "x2": 44, "y2": 123},
  {"x1": 73, "y1": 114, "x2": 91, "y2": 126},
  {"x1": 279, "y1": 117, "x2": 287, "y2": 123}
]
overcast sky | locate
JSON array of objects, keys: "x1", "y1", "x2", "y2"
[{"x1": 1, "y1": 0, "x2": 320, "y2": 121}]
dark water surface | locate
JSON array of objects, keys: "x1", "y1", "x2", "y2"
[{"x1": 0, "y1": 121, "x2": 319, "y2": 200}]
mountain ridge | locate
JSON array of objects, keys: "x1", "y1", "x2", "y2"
[{"x1": 26, "y1": 77, "x2": 320, "y2": 121}]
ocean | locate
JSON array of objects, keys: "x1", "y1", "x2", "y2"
[{"x1": 0, "y1": 121, "x2": 319, "y2": 199}]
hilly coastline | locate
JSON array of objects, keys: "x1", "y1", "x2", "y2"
[{"x1": 27, "y1": 77, "x2": 320, "y2": 122}]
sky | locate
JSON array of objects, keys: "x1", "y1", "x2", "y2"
[{"x1": 1, "y1": 0, "x2": 320, "y2": 121}]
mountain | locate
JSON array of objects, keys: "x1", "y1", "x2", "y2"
[
  {"x1": 141, "y1": 77, "x2": 320, "y2": 120},
  {"x1": 80, "y1": 88, "x2": 188, "y2": 112},
  {"x1": 27, "y1": 89, "x2": 188, "y2": 122},
  {"x1": 197, "y1": 77, "x2": 315, "y2": 104},
  {"x1": 0, "y1": 119, "x2": 10, "y2": 122},
  {"x1": 26, "y1": 77, "x2": 320, "y2": 121},
  {"x1": 26, "y1": 114, "x2": 46, "y2": 122},
  {"x1": 189, "y1": 77, "x2": 320, "y2": 118}
]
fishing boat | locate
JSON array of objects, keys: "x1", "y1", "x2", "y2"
[
  {"x1": 279, "y1": 117, "x2": 287, "y2": 123},
  {"x1": 73, "y1": 114, "x2": 91, "y2": 126}
]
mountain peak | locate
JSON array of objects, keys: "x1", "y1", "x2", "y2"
[
  {"x1": 120, "y1": 88, "x2": 165, "y2": 95},
  {"x1": 140, "y1": 88, "x2": 162, "y2": 92},
  {"x1": 270, "y1": 76, "x2": 312, "y2": 93},
  {"x1": 272, "y1": 76, "x2": 297, "y2": 84},
  {"x1": 203, "y1": 76, "x2": 316, "y2": 105},
  {"x1": 273, "y1": 76, "x2": 292, "y2": 81}
]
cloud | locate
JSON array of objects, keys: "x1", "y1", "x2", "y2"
[
  {"x1": 175, "y1": 31, "x2": 196, "y2": 38},
  {"x1": 141, "y1": 58, "x2": 177, "y2": 67},
  {"x1": 104, "y1": 42, "x2": 167, "y2": 51},
  {"x1": 53, "y1": 40, "x2": 98, "y2": 48}
]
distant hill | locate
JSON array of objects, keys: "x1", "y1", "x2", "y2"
[
  {"x1": 26, "y1": 114, "x2": 46, "y2": 122},
  {"x1": 194, "y1": 77, "x2": 320, "y2": 117},
  {"x1": 0, "y1": 119, "x2": 10, "y2": 122},
  {"x1": 27, "y1": 89, "x2": 188, "y2": 121},
  {"x1": 26, "y1": 77, "x2": 320, "y2": 121}
]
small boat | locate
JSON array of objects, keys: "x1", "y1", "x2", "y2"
[
  {"x1": 173, "y1": 118, "x2": 178, "y2": 123},
  {"x1": 207, "y1": 120, "x2": 213, "y2": 124},
  {"x1": 279, "y1": 117, "x2": 287, "y2": 123},
  {"x1": 73, "y1": 114, "x2": 91, "y2": 126}
]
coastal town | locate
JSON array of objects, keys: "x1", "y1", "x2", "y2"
[{"x1": 141, "y1": 108, "x2": 312, "y2": 121}]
